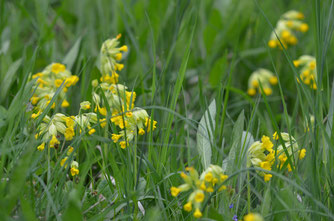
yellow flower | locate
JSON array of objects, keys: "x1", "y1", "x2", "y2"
[
  {"x1": 65, "y1": 127, "x2": 75, "y2": 141},
  {"x1": 98, "y1": 106, "x2": 107, "y2": 116},
  {"x1": 88, "y1": 128, "x2": 96, "y2": 135},
  {"x1": 263, "y1": 87, "x2": 272, "y2": 96},
  {"x1": 60, "y1": 157, "x2": 68, "y2": 168},
  {"x1": 260, "y1": 161, "x2": 272, "y2": 171},
  {"x1": 204, "y1": 172, "x2": 213, "y2": 182},
  {"x1": 193, "y1": 208, "x2": 202, "y2": 218},
  {"x1": 49, "y1": 135, "x2": 60, "y2": 148},
  {"x1": 299, "y1": 23, "x2": 309, "y2": 32},
  {"x1": 37, "y1": 143, "x2": 45, "y2": 151},
  {"x1": 30, "y1": 96, "x2": 40, "y2": 105},
  {"x1": 244, "y1": 213, "x2": 264, "y2": 221},
  {"x1": 119, "y1": 45, "x2": 128, "y2": 52},
  {"x1": 261, "y1": 135, "x2": 273, "y2": 151},
  {"x1": 120, "y1": 141, "x2": 127, "y2": 149},
  {"x1": 264, "y1": 174, "x2": 272, "y2": 182},
  {"x1": 170, "y1": 186, "x2": 181, "y2": 197},
  {"x1": 269, "y1": 76, "x2": 278, "y2": 85},
  {"x1": 61, "y1": 99, "x2": 70, "y2": 108},
  {"x1": 112, "y1": 134, "x2": 122, "y2": 143},
  {"x1": 183, "y1": 202, "x2": 192, "y2": 212},
  {"x1": 194, "y1": 191, "x2": 205, "y2": 203},
  {"x1": 80, "y1": 101, "x2": 91, "y2": 110},
  {"x1": 55, "y1": 79, "x2": 63, "y2": 87},
  {"x1": 273, "y1": 131, "x2": 279, "y2": 140},
  {"x1": 99, "y1": 118, "x2": 107, "y2": 128},
  {"x1": 71, "y1": 167, "x2": 79, "y2": 176},
  {"x1": 247, "y1": 88, "x2": 256, "y2": 96},
  {"x1": 299, "y1": 148, "x2": 306, "y2": 159},
  {"x1": 268, "y1": 39, "x2": 277, "y2": 48},
  {"x1": 67, "y1": 146, "x2": 74, "y2": 155},
  {"x1": 138, "y1": 128, "x2": 145, "y2": 135},
  {"x1": 51, "y1": 63, "x2": 66, "y2": 74},
  {"x1": 115, "y1": 53, "x2": 122, "y2": 60}
]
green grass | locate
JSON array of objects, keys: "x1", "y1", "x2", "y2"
[{"x1": 0, "y1": 0, "x2": 334, "y2": 220}]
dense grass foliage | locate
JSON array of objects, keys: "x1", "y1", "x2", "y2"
[{"x1": 0, "y1": 0, "x2": 334, "y2": 220}]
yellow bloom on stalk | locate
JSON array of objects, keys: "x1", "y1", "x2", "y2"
[
  {"x1": 268, "y1": 10, "x2": 308, "y2": 49},
  {"x1": 119, "y1": 141, "x2": 128, "y2": 149},
  {"x1": 49, "y1": 135, "x2": 60, "y2": 148},
  {"x1": 67, "y1": 146, "x2": 74, "y2": 155},
  {"x1": 170, "y1": 165, "x2": 228, "y2": 218},
  {"x1": 248, "y1": 132, "x2": 306, "y2": 182},
  {"x1": 51, "y1": 63, "x2": 66, "y2": 74},
  {"x1": 80, "y1": 101, "x2": 91, "y2": 110},
  {"x1": 70, "y1": 161, "x2": 79, "y2": 176},
  {"x1": 247, "y1": 69, "x2": 277, "y2": 96},
  {"x1": 29, "y1": 63, "x2": 79, "y2": 116},
  {"x1": 243, "y1": 213, "x2": 264, "y2": 221},
  {"x1": 60, "y1": 157, "x2": 68, "y2": 168},
  {"x1": 65, "y1": 127, "x2": 75, "y2": 141},
  {"x1": 294, "y1": 55, "x2": 317, "y2": 89},
  {"x1": 37, "y1": 143, "x2": 45, "y2": 151}
]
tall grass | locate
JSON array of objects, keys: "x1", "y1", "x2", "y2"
[{"x1": 0, "y1": 0, "x2": 334, "y2": 220}]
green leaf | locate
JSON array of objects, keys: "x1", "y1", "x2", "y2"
[
  {"x1": 209, "y1": 55, "x2": 227, "y2": 87},
  {"x1": 0, "y1": 58, "x2": 22, "y2": 102},
  {"x1": 222, "y1": 111, "x2": 246, "y2": 175},
  {"x1": 197, "y1": 99, "x2": 216, "y2": 169},
  {"x1": 62, "y1": 189, "x2": 83, "y2": 221},
  {"x1": 63, "y1": 37, "x2": 82, "y2": 70}
]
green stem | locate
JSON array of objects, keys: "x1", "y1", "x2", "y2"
[{"x1": 247, "y1": 170, "x2": 251, "y2": 213}]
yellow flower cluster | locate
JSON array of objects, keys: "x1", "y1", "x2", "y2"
[
  {"x1": 60, "y1": 147, "x2": 79, "y2": 176},
  {"x1": 100, "y1": 34, "x2": 128, "y2": 84},
  {"x1": 293, "y1": 55, "x2": 317, "y2": 89},
  {"x1": 247, "y1": 133, "x2": 306, "y2": 182},
  {"x1": 268, "y1": 10, "x2": 308, "y2": 49},
  {"x1": 92, "y1": 35, "x2": 157, "y2": 149},
  {"x1": 35, "y1": 112, "x2": 97, "y2": 149},
  {"x1": 30, "y1": 63, "x2": 79, "y2": 119},
  {"x1": 247, "y1": 69, "x2": 278, "y2": 96},
  {"x1": 170, "y1": 165, "x2": 228, "y2": 218}
]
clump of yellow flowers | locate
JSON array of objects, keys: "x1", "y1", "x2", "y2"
[
  {"x1": 92, "y1": 35, "x2": 157, "y2": 149},
  {"x1": 247, "y1": 69, "x2": 278, "y2": 96},
  {"x1": 268, "y1": 10, "x2": 308, "y2": 49},
  {"x1": 30, "y1": 63, "x2": 79, "y2": 119},
  {"x1": 170, "y1": 165, "x2": 228, "y2": 218},
  {"x1": 293, "y1": 55, "x2": 317, "y2": 89},
  {"x1": 247, "y1": 132, "x2": 306, "y2": 182}
]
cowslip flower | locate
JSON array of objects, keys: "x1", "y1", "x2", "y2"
[
  {"x1": 247, "y1": 69, "x2": 278, "y2": 96},
  {"x1": 268, "y1": 10, "x2": 308, "y2": 49},
  {"x1": 243, "y1": 213, "x2": 264, "y2": 221},
  {"x1": 293, "y1": 55, "x2": 317, "y2": 89},
  {"x1": 170, "y1": 165, "x2": 228, "y2": 218},
  {"x1": 30, "y1": 63, "x2": 79, "y2": 117},
  {"x1": 248, "y1": 132, "x2": 306, "y2": 182}
]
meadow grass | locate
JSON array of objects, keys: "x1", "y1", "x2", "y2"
[{"x1": 0, "y1": 0, "x2": 334, "y2": 220}]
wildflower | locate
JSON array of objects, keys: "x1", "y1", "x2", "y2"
[
  {"x1": 65, "y1": 127, "x2": 75, "y2": 141},
  {"x1": 193, "y1": 208, "x2": 202, "y2": 218},
  {"x1": 170, "y1": 186, "x2": 181, "y2": 197},
  {"x1": 49, "y1": 135, "x2": 60, "y2": 148},
  {"x1": 67, "y1": 146, "x2": 74, "y2": 155},
  {"x1": 51, "y1": 63, "x2": 66, "y2": 74},
  {"x1": 294, "y1": 55, "x2": 317, "y2": 89},
  {"x1": 112, "y1": 134, "x2": 122, "y2": 143},
  {"x1": 138, "y1": 128, "x2": 145, "y2": 135},
  {"x1": 61, "y1": 99, "x2": 70, "y2": 108},
  {"x1": 268, "y1": 10, "x2": 308, "y2": 49},
  {"x1": 70, "y1": 161, "x2": 79, "y2": 176},
  {"x1": 88, "y1": 127, "x2": 96, "y2": 135},
  {"x1": 37, "y1": 143, "x2": 45, "y2": 151},
  {"x1": 60, "y1": 157, "x2": 68, "y2": 168},
  {"x1": 171, "y1": 165, "x2": 228, "y2": 218},
  {"x1": 299, "y1": 149, "x2": 306, "y2": 159},
  {"x1": 183, "y1": 202, "x2": 192, "y2": 212},
  {"x1": 247, "y1": 69, "x2": 277, "y2": 96},
  {"x1": 80, "y1": 101, "x2": 91, "y2": 110},
  {"x1": 243, "y1": 213, "x2": 264, "y2": 221},
  {"x1": 119, "y1": 141, "x2": 128, "y2": 149},
  {"x1": 261, "y1": 135, "x2": 273, "y2": 151}
]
